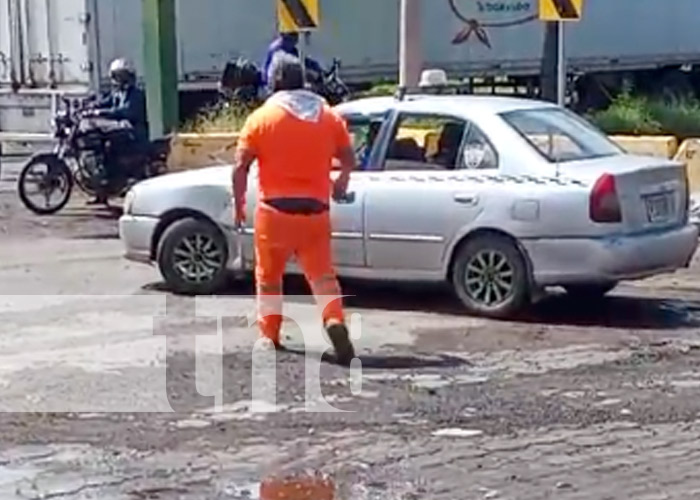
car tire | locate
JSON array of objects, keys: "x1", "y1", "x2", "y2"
[
  {"x1": 564, "y1": 283, "x2": 617, "y2": 301},
  {"x1": 157, "y1": 217, "x2": 229, "y2": 295},
  {"x1": 451, "y1": 234, "x2": 530, "y2": 319}
]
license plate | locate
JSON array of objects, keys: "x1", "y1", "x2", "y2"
[{"x1": 644, "y1": 192, "x2": 674, "y2": 223}]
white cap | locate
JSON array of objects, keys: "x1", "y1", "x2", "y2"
[{"x1": 419, "y1": 69, "x2": 448, "y2": 87}]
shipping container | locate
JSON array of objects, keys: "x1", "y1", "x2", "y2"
[
  {"x1": 2, "y1": 0, "x2": 700, "y2": 133},
  {"x1": 0, "y1": 0, "x2": 399, "y2": 90},
  {"x1": 423, "y1": 0, "x2": 700, "y2": 76}
]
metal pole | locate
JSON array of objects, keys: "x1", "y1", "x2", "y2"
[
  {"x1": 142, "y1": 0, "x2": 179, "y2": 138},
  {"x1": 539, "y1": 21, "x2": 558, "y2": 102},
  {"x1": 399, "y1": 0, "x2": 408, "y2": 87},
  {"x1": 300, "y1": 31, "x2": 309, "y2": 86},
  {"x1": 399, "y1": 0, "x2": 422, "y2": 88},
  {"x1": 299, "y1": 40, "x2": 306, "y2": 86},
  {"x1": 557, "y1": 20, "x2": 565, "y2": 106}
]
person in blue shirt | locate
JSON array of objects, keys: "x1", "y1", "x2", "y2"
[
  {"x1": 88, "y1": 58, "x2": 149, "y2": 144},
  {"x1": 261, "y1": 31, "x2": 324, "y2": 91},
  {"x1": 82, "y1": 57, "x2": 149, "y2": 204}
]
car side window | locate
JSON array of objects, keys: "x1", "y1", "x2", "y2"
[
  {"x1": 345, "y1": 118, "x2": 371, "y2": 157},
  {"x1": 461, "y1": 123, "x2": 499, "y2": 170},
  {"x1": 343, "y1": 114, "x2": 386, "y2": 169},
  {"x1": 383, "y1": 113, "x2": 468, "y2": 171}
]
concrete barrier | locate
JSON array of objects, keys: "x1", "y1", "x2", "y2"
[
  {"x1": 166, "y1": 132, "x2": 682, "y2": 172},
  {"x1": 395, "y1": 131, "x2": 680, "y2": 161},
  {"x1": 167, "y1": 132, "x2": 239, "y2": 172},
  {"x1": 0, "y1": 132, "x2": 55, "y2": 157},
  {"x1": 609, "y1": 135, "x2": 678, "y2": 159},
  {"x1": 675, "y1": 139, "x2": 700, "y2": 194}
]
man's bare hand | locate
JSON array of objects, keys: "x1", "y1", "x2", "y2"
[
  {"x1": 232, "y1": 146, "x2": 255, "y2": 227},
  {"x1": 233, "y1": 203, "x2": 246, "y2": 226},
  {"x1": 332, "y1": 173, "x2": 350, "y2": 201},
  {"x1": 332, "y1": 143, "x2": 356, "y2": 202}
]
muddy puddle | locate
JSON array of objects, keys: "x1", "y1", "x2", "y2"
[{"x1": 0, "y1": 444, "x2": 427, "y2": 499}]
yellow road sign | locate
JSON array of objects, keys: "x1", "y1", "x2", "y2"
[
  {"x1": 539, "y1": 0, "x2": 583, "y2": 21},
  {"x1": 277, "y1": 0, "x2": 319, "y2": 32}
]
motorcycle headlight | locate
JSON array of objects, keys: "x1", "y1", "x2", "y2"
[{"x1": 123, "y1": 189, "x2": 136, "y2": 215}]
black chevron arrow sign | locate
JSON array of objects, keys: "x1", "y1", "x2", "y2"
[
  {"x1": 551, "y1": 0, "x2": 579, "y2": 19},
  {"x1": 279, "y1": 0, "x2": 318, "y2": 30}
]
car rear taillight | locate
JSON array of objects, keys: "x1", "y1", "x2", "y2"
[{"x1": 589, "y1": 173, "x2": 622, "y2": 223}]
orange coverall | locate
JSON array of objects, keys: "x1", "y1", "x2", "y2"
[{"x1": 235, "y1": 92, "x2": 352, "y2": 345}]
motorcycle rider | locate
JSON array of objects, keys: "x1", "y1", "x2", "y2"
[
  {"x1": 261, "y1": 31, "x2": 324, "y2": 92},
  {"x1": 83, "y1": 57, "x2": 149, "y2": 204}
]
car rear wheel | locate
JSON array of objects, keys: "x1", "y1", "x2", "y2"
[
  {"x1": 564, "y1": 282, "x2": 617, "y2": 300},
  {"x1": 451, "y1": 234, "x2": 530, "y2": 319},
  {"x1": 157, "y1": 217, "x2": 229, "y2": 295}
]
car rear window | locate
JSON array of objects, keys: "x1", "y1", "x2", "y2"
[{"x1": 500, "y1": 107, "x2": 623, "y2": 163}]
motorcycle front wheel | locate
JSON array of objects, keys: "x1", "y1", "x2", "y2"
[{"x1": 17, "y1": 154, "x2": 74, "y2": 215}]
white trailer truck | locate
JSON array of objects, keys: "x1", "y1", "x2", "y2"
[{"x1": 2, "y1": 0, "x2": 700, "y2": 135}]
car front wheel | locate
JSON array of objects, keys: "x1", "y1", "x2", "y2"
[
  {"x1": 157, "y1": 217, "x2": 229, "y2": 295},
  {"x1": 451, "y1": 234, "x2": 530, "y2": 319}
]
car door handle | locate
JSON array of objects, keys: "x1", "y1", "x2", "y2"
[
  {"x1": 333, "y1": 191, "x2": 356, "y2": 204},
  {"x1": 453, "y1": 193, "x2": 478, "y2": 205}
]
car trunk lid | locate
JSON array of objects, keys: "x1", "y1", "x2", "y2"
[{"x1": 560, "y1": 154, "x2": 688, "y2": 234}]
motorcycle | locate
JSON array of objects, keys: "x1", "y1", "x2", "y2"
[
  {"x1": 314, "y1": 58, "x2": 351, "y2": 106},
  {"x1": 218, "y1": 56, "x2": 351, "y2": 109},
  {"x1": 17, "y1": 95, "x2": 170, "y2": 215}
]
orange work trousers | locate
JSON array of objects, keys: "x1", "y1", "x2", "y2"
[{"x1": 254, "y1": 202, "x2": 344, "y2": 344}]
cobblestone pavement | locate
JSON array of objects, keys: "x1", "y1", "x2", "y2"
[{"x1": 3, "y1": 158, "x2": 700, "y2": 499}]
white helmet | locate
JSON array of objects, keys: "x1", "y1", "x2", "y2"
[{"x1": 109, "y1": 57, "x2": 136, "y2": 85}]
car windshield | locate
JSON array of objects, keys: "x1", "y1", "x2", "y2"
[{"x1": 500, "y1": 107, "x2": 623, "y2": 163}]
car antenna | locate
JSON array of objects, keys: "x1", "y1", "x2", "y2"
[{"x1": 548, "y1": 126, "x2": 561, "y2": 178}]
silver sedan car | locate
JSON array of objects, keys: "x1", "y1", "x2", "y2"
[{"x1": 119, "y1": 94, "x2": 698, "y2": 318}]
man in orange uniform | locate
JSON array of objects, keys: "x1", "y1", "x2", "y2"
[{"x1": 232, "y1": 53, "x2": 357, "y2": 366}]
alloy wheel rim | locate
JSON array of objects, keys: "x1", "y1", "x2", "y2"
[
  {"x1": 464, "y1": 249, "x2": 515, "y2": 307},
  {"x1": 173, "y1": 233, "x2": 224, "y2": 283}
]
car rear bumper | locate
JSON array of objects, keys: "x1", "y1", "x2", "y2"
[
  {"x1": 523, "y1": 224, "x2": 699, "y2": 286},
  {"x1": 118, "y1": 214, "x2": 159, "y2": 264}
]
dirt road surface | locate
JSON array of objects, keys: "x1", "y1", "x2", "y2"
[{"x1": 3, "y1": 157, "x2": 700, "y2": 499}]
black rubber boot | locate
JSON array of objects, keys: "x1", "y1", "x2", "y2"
[{"x1": 325, "y1": 323, "x2": 355, "y2": 366}]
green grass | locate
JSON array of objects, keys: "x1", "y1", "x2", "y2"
[
  {"x1": 588, "y1": 91, "x2": 700, "y2": 139},
  {"x1": 355, "y1": 82, "x2": 398, "y2": 98},
  {"x1": 646, "y1": 96, "x2": 700, "y2": 140},
  {"x1": 587, "y1": 93, "x2": 662, "y2": 135},
  {"x1": 180, "y1": 103, "x2": 252, "y2": 134},
  {"x1": 183, "y1": 83, "x2": 700, "y2": 142}
]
